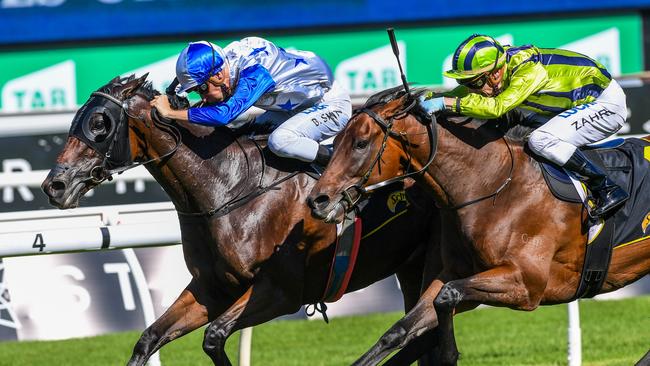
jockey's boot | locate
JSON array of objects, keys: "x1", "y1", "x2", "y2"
[
  {"x1": 313, "y1": 145, "x2": 332, "y2": 166},
  {"x1": 563, "y1": 149, "x2": 629, "y2": 217}
]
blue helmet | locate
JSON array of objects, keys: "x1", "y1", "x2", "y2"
[{"x1": 176, "y1": 41, "x2": 226, "y2": 94}]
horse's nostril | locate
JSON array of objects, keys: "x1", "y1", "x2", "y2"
[
  {"x1": 308, "y1": 193, "x2": 331, "y2": 210},
  {"x1": 50, "y1": 180, "x2": 66, "y2": 193}
]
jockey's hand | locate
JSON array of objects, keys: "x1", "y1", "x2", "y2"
[
  {"x1": 417, "y1": 95, "x2": 445, "y2": 115},
  {"x1": 150, "y1": 95, "x2": 173, "y2": 118},
  {"x1": 167, "y1": 94, "x2": 190, "y2": 110}
]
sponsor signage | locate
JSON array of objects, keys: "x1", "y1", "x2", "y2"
[
  {"x1": 0, "y1": 1, "x2": 648, "y2": 44},
  {"x1": 0, "y1": 133, "x2": 169, "y2": 212},
  {"x1": 0, "y1": 247, "x2": 406, "y2": 341},
  {"x1": 0, "y1": 14, "x2": 642, "y2": 114}
]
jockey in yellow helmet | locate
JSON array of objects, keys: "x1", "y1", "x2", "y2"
[{"x1": 419, "y1": 34, "x2": 629, "y2": 217}]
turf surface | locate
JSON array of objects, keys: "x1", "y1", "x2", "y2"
[{"x1": 0, "y1": 296, "x2": 647, "y2": 366}]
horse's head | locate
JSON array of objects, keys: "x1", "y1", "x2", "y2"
[
  {"x1": 41, "y1": 73, "x2": 167, "y2": 209},
  {"x1": 308, "y1": 87, "x2": 435, "y2": 223}
]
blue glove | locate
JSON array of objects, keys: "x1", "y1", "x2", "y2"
[{"x1": 417, "y1": 95, "x2": 445, "y2": 115}]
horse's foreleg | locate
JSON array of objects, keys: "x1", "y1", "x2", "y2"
[
  {"x1": 394, "y1": 237, "x2": 444, "y2": 366},
  {"x1": 127, "y1": 280, "x2": 221, "y2": 366},
  {"x1": 351, "y1": 279, "x2": 445, "y2": 366},
  {"x1": 433, "y1": 265, "x2": 546, "y2": 366},
  {"x1": 202, "y1": 276, "x2": 301, "y2": 366}
]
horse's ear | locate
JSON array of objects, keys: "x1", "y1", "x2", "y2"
[{"x1": 121, "y1": 73, "x2": 149, "y2": 97}]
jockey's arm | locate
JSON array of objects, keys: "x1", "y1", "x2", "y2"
[
  {"x1": 188, "y1": 64, "x2": 276, "y2": 126},
  {"x1": 445, "y1": 62, "x2": 548, "y2": 119}
]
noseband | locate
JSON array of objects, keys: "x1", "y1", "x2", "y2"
[
  {"x1": 339, "y1": 99, "x2": 439, "y2": 211},
  {"x1": 72, "y1": 91, "x2": 182, "y2": 184}
]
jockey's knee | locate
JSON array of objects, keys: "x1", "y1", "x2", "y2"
[
  {"x1": 528, "y1": 130, "x2": 554, "y2": 155},
  {"x1": 527, "y1": 130, "x2": 575, "y2": 164},
  {"x1": 268, "y1": 128, "x2": 299, "y2": 157}
]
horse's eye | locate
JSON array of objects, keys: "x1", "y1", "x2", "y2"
[
  {"x1": 355, "y1": 140, "x2": 369, "y2": 150},
  {"x1": 90, "y1": 116, "x2": 106, "y2": 134}
]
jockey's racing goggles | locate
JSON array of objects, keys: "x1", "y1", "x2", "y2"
[{"x1": 458, "y1": 73, "x2": 489, "y2": 89}]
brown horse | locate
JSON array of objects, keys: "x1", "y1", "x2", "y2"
[
  {"x1": 308, "y1": 86, "x2": 650, "y2": 365},
  {"x1": 40, "y1": 75, "x2": 440, "y2": 366}
]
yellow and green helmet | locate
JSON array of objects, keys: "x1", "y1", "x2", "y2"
[{"x1": 444, "y1": 34, "x2": 506, "y2": 80}]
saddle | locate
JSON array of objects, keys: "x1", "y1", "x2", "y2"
[
  {"x1": 539, "y1": 137, "x2": 650, "y2": 298},
  {"x1": 540, "y1": 138, "x2": 630, "y2": 203}
]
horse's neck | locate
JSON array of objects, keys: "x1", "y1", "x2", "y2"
[
  {"x1": 428, "y1": 120, "x2": 530, "y2": 209},
  {"x1": 143, "y1": 125, "x2": 265, "y2": 213}
]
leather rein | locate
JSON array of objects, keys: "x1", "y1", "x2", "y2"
[
  {"x1": 86, "y1": 91, "x2": 301, "y2": 219},
  {"x1": 339, "y1": 98, "x2": 514, "y2": 212},
  {"x1": 338, "y1": 99, "x2": 438, "y2": 210}
]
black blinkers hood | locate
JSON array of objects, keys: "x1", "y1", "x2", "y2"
[{"x1": 70, "y1": 93, "x2": 132, "y2": 169}]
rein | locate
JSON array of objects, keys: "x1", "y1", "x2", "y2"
[
  {"x1": 341, "y1": 98, "x2": 515, "y2": 212},
  {"x1": 339, "y1": 99, "x2": 438, "y2": 209},
  {"x1": 85, "y1": 91, "x2": 305, "y2": 219},
  {"x1": 176, "y1": 135, "x2": 302, "y2": 219}
]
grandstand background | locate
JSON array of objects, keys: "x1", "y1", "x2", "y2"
[{"x1": 0, "y1": 0, "x2": 649, "y2": 346}]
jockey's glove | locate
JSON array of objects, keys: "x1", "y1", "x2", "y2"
[
  {"x1": 167, "y1": 94, "x2": 190, "y2": 110},
  {"x1": 417, "y1": 95, "x2": 445, "y2": 115}
]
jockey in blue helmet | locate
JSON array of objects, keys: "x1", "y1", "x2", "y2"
[{"x1": 151, "y1": 38, "x2": 351, "y2": 165}]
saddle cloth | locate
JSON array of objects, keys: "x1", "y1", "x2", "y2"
[
  {"x1": 322, "y1": 183, "x2": 414, "y2": 303},
  {"x1": 540, "y1": 137, "x2": 650, "y2": 248}
]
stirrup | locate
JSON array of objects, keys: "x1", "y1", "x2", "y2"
[{"x1": 590, "y1": 187, "x2": 629, "y2": 217}]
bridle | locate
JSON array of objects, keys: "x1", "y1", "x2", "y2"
[
  {"x1": 338, "y1": 97, "x2": 438, "y2": 210},
  {"x1": 338, "y1": 96, "x2": 514, "y2": 212},
  {"x1": 73, "y1": 90, "x2": 290, "y2": 219},
  {"x1": 71, "y1": 91, "x2": 182, "y2": 185}
]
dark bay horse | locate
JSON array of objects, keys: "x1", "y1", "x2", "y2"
[
  {"x1": 308, "y1": 86, "x2": 650, "y2": 365},
  {"x1": 40, "y1": 75, "x2": 439, "y2": 366}
]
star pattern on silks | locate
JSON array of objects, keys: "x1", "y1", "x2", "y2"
[
  {"x1": 278, "y1": 99, "x2": 298, "y2": 111},
  {"x1": 249, "y1": 46, "x2": 269, "y2": 57},
  {"x1": 0, "y1": 262, "x2": 21, "y2": 330},
  {"x1": 293, "y1": 57, "x2": 308, "y2": 66}
]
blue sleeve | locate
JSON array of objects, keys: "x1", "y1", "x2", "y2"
[{"x1": 188, "y1": 64, "x2": 276, "y2": 126}]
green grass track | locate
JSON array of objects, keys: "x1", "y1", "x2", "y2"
[{"x1": 0, "y1": 296, "x2": 647, "y2": 366}]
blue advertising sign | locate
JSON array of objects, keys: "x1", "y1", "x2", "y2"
[{"x1": 1, "y1": 0, "x2": 650, "y2": 44}]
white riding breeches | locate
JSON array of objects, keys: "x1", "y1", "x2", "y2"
[
  {"x1": 264, "y1": 81, "x2": 351, "y2": 162},
  {"x1": 527, "y1": 79, "x2": 627, "y2": 165}
]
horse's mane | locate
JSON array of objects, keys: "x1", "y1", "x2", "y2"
[
  {"x1": 97, "y1": 74, "x2": 159, "y2": 100},
  {"x1": 359, "y1": 85, "x2": 428, "y2": 110},
  {"x1": 362, "y1": 85, "x2": 535, "y2": 145},
  {"x1": 504, "y1": 124, "x2": 535, "y2": 143}
]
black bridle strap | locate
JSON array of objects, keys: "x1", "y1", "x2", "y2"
[
  {"x1": 358, "y1": 108, "x2": 395, "y2": 184},
  {"x1": 364, "y1": 113, "x2": 438, "y2": 193},
  {"x1": 352, "y1": 99, "x2": 437, "y2": 194},
  {"x1": 351, "y1": 103, "x2": 513, "y2": 211},
  {"x1": 83, "y1": 92, "x2": 182, "y2": 183},
  {"x1": 90, "y1": 91, "x2": 298, "y2": 219}
]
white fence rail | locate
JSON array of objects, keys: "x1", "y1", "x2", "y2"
[
  {"x1": 0, "y1": 202, "x2": 252, "y2": 366},
  {"x1": 0, "y1": 202, "x2": 179, "y2": 257}
]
